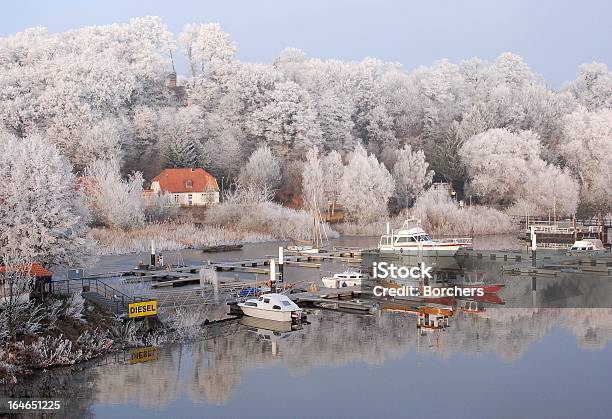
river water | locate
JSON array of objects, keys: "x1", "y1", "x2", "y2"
[{"x1": 7, "y1": 236, "x2": 612, "y2": 418}]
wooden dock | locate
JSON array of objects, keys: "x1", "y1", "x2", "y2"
[
  {"x1": 290, "y1": 287, "x2": 374, "y2": 313},
  {"x1": 502, "y1": 252, "x2": 612, "y2": 276},
  {"x1": 456, "y1": 249, "x2": 524, "y2": 261}
]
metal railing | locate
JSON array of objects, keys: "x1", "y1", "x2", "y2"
[{"x1": 50, "y1": 277, "x2": 147, "y2": 314}]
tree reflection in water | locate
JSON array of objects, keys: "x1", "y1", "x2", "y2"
[{"x1": 5, "y1": 307, "x2": 611, "y2": 412}]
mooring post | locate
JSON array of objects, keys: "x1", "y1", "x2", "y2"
[
  {"x1": 150, "y1": 240, "x2": 156, "y2": 269},
  {"x1": 530, "y1": 226, "x2": 537, "y2": 268},
  {"x1": 270, "y1": 258, "x2": 276, "y2": 293},
  {"x1": 278, "y1": 246, "x2": 284, "y2": 284}
]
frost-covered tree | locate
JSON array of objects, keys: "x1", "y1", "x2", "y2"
[
  {"x1": 392, "y1": 145, "x2": 434, "y2": 209},
  {"x1": 322, "y1": 150, "x2": 344, "y2": 216},
  {"x1": 248, "y1": 81, "x2": 323, "y2": 158},
  {"x1": 339, "y1": 145, "x2": 395, "y2": 223},
  {"x1": 0, "y1": 133, "x2": 92, "y2": 267},
  {"x1": 84, "y1": 158, "x2": 145, "y2": 229},
  {"x1": 460, "y1": 128, "x2": 543, "y2": 204},
  {"x1": 158, "y1": 106, "x2": 206, "y2": 169},
  {"x1": 0, "y1": 17, "x2": 173, "y2": 151},
  {"x1": 179, "y1": 23, "x2": 236, "y2": 77},
  {"x1": 201, "y1": 125, "x2": 244, "y2": 180},
  {"x1": 518, "y1": 164, "x2": 579, "y2": 216},
  {"x1": 565, "y1": 62, "x2": 612, "y2": 111},
  {"x1": 300, "y1": 148, "x2": 325, "y2": 211},
  {"x1": 238, "y1": 145, "x2": 282, "y2": 191},
  {"x1": 316, "y1": 90, "x2": 356, "y2": 154},
  {"x1": 460, "y1": 128, "x2": 580, "y2": 215},
  {"x1": 72, "y1": 118, "x2": 125, "y2": 172},
  {"x1": 559, "y1": 107, "x2": 612, "y2": 213}
]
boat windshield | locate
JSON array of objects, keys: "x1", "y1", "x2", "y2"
[{"x1": 418, "y1": 234, "x2": 432, "y2": 241}]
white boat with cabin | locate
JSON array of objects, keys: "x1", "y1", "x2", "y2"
[
  {"x1": 378, "y1": 218, "x2": 472, "y2": 256},
  {"x1": 568, "y1": 239, "x2": 604, "y2": 253},
  {"x1": 238, "y1": 293, "x2": 303, "y2": 322},
  {"x1": 321, "y1": 271, "x2": 368, "y2": 288}
]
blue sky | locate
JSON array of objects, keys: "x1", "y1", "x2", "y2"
[{"x1": 2, "y1": 0, "x2": 611, "y2": 86}]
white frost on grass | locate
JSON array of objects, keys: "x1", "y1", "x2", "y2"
[{"x1": 92, "y1": 222, "x2": 272, "y2": 255}]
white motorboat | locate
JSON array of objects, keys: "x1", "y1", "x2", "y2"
[
  {"x1": 286, "y1": 245, "x2": 319, "y2": 254},
  {"x1": 568, "y1": 239, "x2": 604, "y2": 253},
  {"x1": 238, "y1": 293, "x2": 303, "y2": 322},
  {"x1": 321, "y1": 271, "x2": 368, "y2": 288},
  {"x1": 378, "y1": 218, "x2": 472, "y2": 256}
]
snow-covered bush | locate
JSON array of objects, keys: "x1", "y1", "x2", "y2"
[
  {"x1": 207, "y1": 187, "x2": 337, "y2": 241},
  {"x1": 164, "y1": 308, "x2": 206, "y2": 339},
  {"x1": 15, "y1": 335, "x2": 77, "y2": 368},
  {"x1": 412, "y1": 189, "x2": 516, "y2": 235},
  {"x1": 76, "y1": 329, "x2": 113, "y2": 358},
  {"x1": 84, "y1": 158, "x2": 146, "y2": 230},
  {"x1": 65, "y1": 293, "x2": 86, "y2": 322},
  {"x1": 145, "y1": 191, "x2": 180, "y2": 222}
]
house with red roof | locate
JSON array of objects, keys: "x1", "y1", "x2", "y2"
[{"x1": 150, "y1": 168, "x2": 220, "y2": 207}]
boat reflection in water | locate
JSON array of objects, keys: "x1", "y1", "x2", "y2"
[{"x1": 239, "y1": 317, "x2": 303, "y2": 356}]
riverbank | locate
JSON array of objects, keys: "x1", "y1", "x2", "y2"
[{"x1": 0, "y1": 293, "x2": 219, "y2": 384}]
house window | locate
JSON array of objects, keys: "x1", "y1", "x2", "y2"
[
  {"x1": 185, "y1": 179, "x2": 193, "y2": 189},
  {"x1": 187, "y1": 194, "x2": 193, "y2": 207},
  {"x1": 173, "y1": 194, "x2": 179, "y2": 203}
]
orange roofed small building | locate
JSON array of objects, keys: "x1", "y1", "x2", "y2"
[{"x1": 150, "y1": 168, "x2": 220, "y2": 207}]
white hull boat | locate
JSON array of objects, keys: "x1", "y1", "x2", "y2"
[
  {"x1": 568, "y1": 239, "x2": 604, "y2": 253},
  {"x1": 286, "y1": 245, "x2": 319, "y2": 254},
  {"x1": 321, "y1": 271, "x2": 368, "y2": 288},
  {"x1": 238, "y1": 293, "x2": 303, "y2": 322},
  {"x1": 378, "y1": 218, "x2": 472, "y2": 256}
]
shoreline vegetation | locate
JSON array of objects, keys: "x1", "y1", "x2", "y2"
[
  {"x1": 0, "y1": 288, "x2": 229, "y2": 384},
  {"x1": 93, "y1": 188, "x2": 519, "y2": 256}
]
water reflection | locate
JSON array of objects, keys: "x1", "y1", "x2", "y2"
[
  {"x1": 4, "y1": 307, "x2": 612, "y2": 417},
  {"x1": 11, "y1": 238, "x2": 612, "y2": 417}
]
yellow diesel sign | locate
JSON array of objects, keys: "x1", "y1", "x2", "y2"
[
  {"x1": 129, "y1": 347, "x2": 158, "y2": 364},
  {"x1": 128, "y1": 300, "x2": 157, "y2": 318}
]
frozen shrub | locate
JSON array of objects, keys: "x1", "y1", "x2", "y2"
[
  {"x1": 65, "y1": 292, "x2": 86, "y2": 322},
  {"x1": 412, "y1": 189, "x2": 516, "y2": 235},
  {"x1": 16, "y1": 335, "x2": 77, "y2": 368},
  {"x1": 76, "y1": 329, "x2": 113, "y2": 358},
  {"x1": 145, "y1": 191, "x2": 180, "y2": 222},
  {"x1": 164, "y1": 308, "x2": 205, "y2": 339},
  {"x1": 119, "y1": 321, "x2": 144, "y2": 346},
  {"x1": 207, "y1": 188, "x2": 338, "y2": 241}
]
